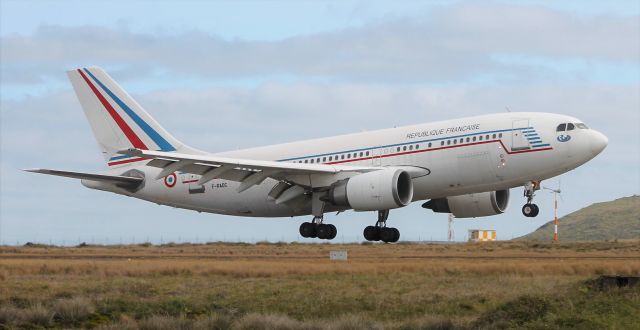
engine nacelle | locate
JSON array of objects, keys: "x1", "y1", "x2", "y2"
[
  {"x1": 323, "y1": 168, "x2": 414, "y2": 211},
  {"x1": 422, "y1": 190, "x2": 510, "y2": 218}
]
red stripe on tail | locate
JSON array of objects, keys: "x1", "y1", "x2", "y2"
[{"x1": 77, "y1": 69, "x2": 147, "y2": 150}]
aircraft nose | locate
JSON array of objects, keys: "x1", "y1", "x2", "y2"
[{"x1": 590, "y1": 130, "x2": 608, "y2": 156}]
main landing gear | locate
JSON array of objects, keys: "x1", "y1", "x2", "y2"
[
  {"x1": 522, "y1": 181, "x2": 540, "y2": 217},
  {"x1": 363, "y1": 210, "x2": 400, "y2": 243},
  {"x1": 299, "y1": 216, "x2": 337, "y2": 240}
]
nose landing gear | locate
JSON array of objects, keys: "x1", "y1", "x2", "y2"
[{"x1": 522, "y1": 181, "x2": 540, "y2": 217}]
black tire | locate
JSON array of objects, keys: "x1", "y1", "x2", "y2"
[
  {"x1": 317, "y1": 224, "x2": 332, "y2": 240},
  {"x1": 531, "y1": 204, "x2": 540, "y2": 217},
  {"x1": 522, "y1": 204, "x2": 534, "y2": 217},
  {"x1": 327, "y1": 224, "x2": 337, "y2": 240},
  {"x1": 391, "y1": 228, "x2": 400, "y2": 243},
  {"x1": 380, "y1": 227, "x2": 396, "y2": 243},
  {"x1": 299, "y1": 222, "x2": 316, "y2": 238},
  {"x1": 363, "y1": 226, "x2": 379, "y2": 241}
]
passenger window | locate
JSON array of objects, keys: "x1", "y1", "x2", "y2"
[
  {"x1": 310, "y1": 159, "x2": 314, "y2": 163},
  {"x1": 567, "y1": 123, "x2": 575, "y2": 131},
  {"x1": 366, "y1": 151, "x2": 370, "y2": 156},
  {"x1": 341, "y1": 155, "x2": 345, "y2": 160},
  {"x1": 479, "y1": 135, "x2": 483, "y2": 141},
  {"x1": 440, "y1": 141, "x2": 444, "y2": 146},
  {"x1": 472, "y1": 136, "x2": 476, "y2": 142},
  {"x1": 486, "y1": 135, "x2": 490, "y2": 140},
  {"x1": 359, "y1": 152, "x2": 363, "y2": 157},
  {"x1": 492, "y1": 134, "x2": 496, "y2": 139},
  {"x1": 499, "y1": 133, "x2": 502, "y2": 138},
  {"x1": 316, "y1": 158, "x2": 320, "y2": 163},
  {"x1": 416, "y1": 144, "x2": 420, "y2": 149},
  {"x1": 466, "y1": 137, "x2": 470, "y2": 142},
  {"x1": 447, "y1": 140, "x2": 451, "y2": 145},
  {"x1": 556, "y1": 123, "x2": 566, "y2": 132},
  {"x1": 397, "y1": 147, "x2": 400, "y2": 152},
  {"x1": 322, "y1": 157, "x2": 326, "y2": 162},
  {"x1": 329, "y1": 156, "x2": 333, "y2": 161},
  {"x1": 428, "y1": 142, "x2": 432, "y2": 147}
]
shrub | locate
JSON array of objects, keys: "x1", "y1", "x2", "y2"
[
  {"x1": 21, "y1": 304, "x2": 54, "y2": 327},
  {"x1": 474, "y1": 295, "x2": 553, "y2": 328},
  {"x1": 0, "y1": 305, "x2": 21, "y2": 326},
  {"x1": 53, "y1": 297, "x2": 95, "y2": 324}
]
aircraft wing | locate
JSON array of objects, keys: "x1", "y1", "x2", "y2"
[
  {"x1": 120, "y1": 148, "x2": 375, "y2": 192},
  {"x1": 24, "y1": 168, "x2": 144, "y2": 186}
]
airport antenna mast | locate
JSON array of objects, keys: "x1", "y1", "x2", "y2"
[
  {"x1": 543, "y1": 186, "x2": 562, "y2": 241},
  {"x1": 448, "y1": 214, "x2": 455, "y2": 242}
]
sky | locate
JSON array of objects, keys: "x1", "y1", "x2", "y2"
[{"x1": 1, "y1": 0, "x2": 639, "y2": 245}]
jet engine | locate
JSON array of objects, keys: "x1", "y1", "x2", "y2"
[
  {"x1": 422, "y1": 190, "x2": 510, "y2": 218},
  {"x1": 323, "y1": 168, "x2": 414, "y2": 211}
]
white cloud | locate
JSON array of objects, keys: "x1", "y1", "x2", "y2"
[{"x1": 2, "y1": 2, "x2": 638, "y2": 86}]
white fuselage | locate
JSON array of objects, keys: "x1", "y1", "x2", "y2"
[{"x1": 95, "y1": 112, "x2": 606, "y2": 217}]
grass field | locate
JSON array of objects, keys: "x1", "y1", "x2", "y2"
[{"x1": 1, "y1": 241, "x2": 639, "y2": 329}]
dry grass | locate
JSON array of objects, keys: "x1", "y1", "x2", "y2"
[{"x1": 0, "y1": 241, "x2": 638, "y2": 329}]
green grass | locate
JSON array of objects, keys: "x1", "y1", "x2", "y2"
[{"x1": 0, "y1": 242, "x2": 638, "y2": 329}]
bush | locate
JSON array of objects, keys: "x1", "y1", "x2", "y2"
[
  {"x1": 474, "y1": 295, "x2": 553, "y2": 328},
  {"x1": 21, "y1": 304, "x2": 54, "y2": 327},
  {"x1": 0, "y1": 305, "x2": 21, "y2": 326},
  {"x1": 53, "y1": 297, "x2": 95, "y2": 324}
]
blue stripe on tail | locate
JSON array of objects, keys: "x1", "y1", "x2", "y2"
[{"x1": 84, "y1": 69, "x2": 176, "y2": 151}]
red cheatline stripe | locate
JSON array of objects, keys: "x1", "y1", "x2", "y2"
[
  {"x1": 77, "y1": 69, "x2": 148, "y2": 150},
  {"x1": 108, "y1": 157, "x2": 147, "y2": 166}
]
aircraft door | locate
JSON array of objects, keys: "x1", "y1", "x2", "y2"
[
  {"x1": 372, "y1": 147, "x2": 382, "y2": 166},
  {"x1": 511, "y1": 119, "x2": 531, "y2": 151}
]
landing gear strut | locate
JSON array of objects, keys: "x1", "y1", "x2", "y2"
[
  {"x1": 522, "y1": 181, "x2": 540, "y2": 217},
  {"x1": 363, "y1": 210, "x2": 400, "y2": 243},
  {"x1": 299, "y1": 192, "x2": 337, "y2": 240}
]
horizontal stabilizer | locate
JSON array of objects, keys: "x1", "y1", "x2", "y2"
[{"x1": 24, "y1": 168, "x2": 143, "y2": 186}]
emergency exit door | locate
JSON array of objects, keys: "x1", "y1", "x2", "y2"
[{"x1": 511, "y1": 119, "x2": 531, "y2": 151}]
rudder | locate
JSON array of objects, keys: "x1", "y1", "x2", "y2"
[{"x1": 67, "y1": 67, "x2": 198, "y2": 167}]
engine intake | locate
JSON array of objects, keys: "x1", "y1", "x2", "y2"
[
  {"x1": 422, "y1": 190, "x2": 510, "y2": 218},
  {"x1": 323, "y1": 168, "x2": 413, "y2": 211}
]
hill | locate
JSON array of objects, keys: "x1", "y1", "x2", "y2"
[{"x1": 518, "y1": 195, "x2": 640, "y2": 241}]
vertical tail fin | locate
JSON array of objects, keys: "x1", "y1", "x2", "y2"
[{"x1": 67, "y1": 67, "x2": 199, "y2": 167}]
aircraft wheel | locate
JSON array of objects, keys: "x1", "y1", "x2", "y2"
[
  {"x1": 380, "y1": 227, "x2": 397, "y2": 243},
  {"x1": 530, "y1": 204, "x2": 540, "y2": 217},
  {"x1": 391, "y1": 228, "x2": 400, "y2": 243},
  {"x1": 522, "y1": 204, "x2": 535, "y2": 217},
  {"x1": 317, "y1": 224, "x2": 333, "y2": 240},
  {"x1": 327, "y1": 224, "x2": 337, "y2": 240},
  {"x1": 299, "y1": 222, "x2": 316, "y2": 238},
  {"x1": 363, "y1": 226, "x2": 380, "y2": 241}
]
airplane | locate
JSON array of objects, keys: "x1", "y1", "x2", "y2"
[{"x1": 26, "y1": 67, "x2": 608, "y2": 243}]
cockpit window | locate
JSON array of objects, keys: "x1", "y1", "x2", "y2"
[
  {"x1": 566, "y1": 123, "x2": 575, "y2": 131},
  {"x1": 576, "y1": 123, "x2": 588, "y2": 129},
  {"x1": 556, "y1": 123, "x2": 566, "y2": 132}
]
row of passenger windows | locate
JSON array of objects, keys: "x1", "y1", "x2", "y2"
[
  {"x1": 557, "y1": 122, "x2": 588, "y2": 132},
  {"x1": 292, "y1": 132, "x2": 503, "y2": 164}
]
